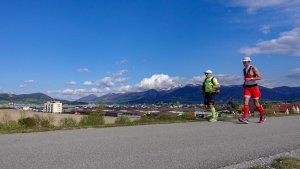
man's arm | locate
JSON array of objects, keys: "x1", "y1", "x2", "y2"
[
  {"x1": 212, "y1": 78, "x2": 221, "y2": 89},
  {"x1": 213, "y1": 84, "x2": 221, "y2": 89},
  {"x1": 252, "y1": 66, "x2": 262, "y2": 80}
]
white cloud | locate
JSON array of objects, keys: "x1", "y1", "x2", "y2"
[
  {"x1": 118, "y1": 85, "x2": 134, "y2": 93},
  {"x1": 113, "y1": 69, "x2": 128, "y2": 77},
  {"x1": 83, "y1": 81, "x2": 94, "y2": 86},
  {"x1": 229, "y1": 0, "x2": 300, "y2": 13},
  {"x1": 47, "y1": 87, "x2": 110, "y2": 100},
  {"x1": 115, "y1": 78, "x2": 128, "y2": 84},
  {"x1": 187, "y1": 74, "x2": 243, "y2": 86},
  {"x1": 25, "y1": 80, "x2": 34, "y2": 83},
  {"x1": 63, "y1": 89, "x2": 86, "y2": 95},
  {"x1": 228, "y1": 0, "x2": 300, "y2": 28},
  {"x1": 19, "y1": 79, "x2": 35, "y2": 89},
  {"x1": 137, "y1": 74, "x2": 181, "y2": 90},
  {"x1": 240, "y1": 27, "x2": 300, "y2": 56},
  {"x1": 67, "y1": 81, "x2": 77, "y2": 85},
  {"x1": 287, "y1": 67, "x2": 300, "y2": 79},
  {"x1": 116, "y1": 59, "x2": 128, "y2": 65},
  {"x1": 90, "y1": 88, "x2": 104, "y2": 93},
  {"x1": 260, "y1": 25, "x2": 271, "y2": 34},
  {"x1": 77, "y1": 68, "x2": 90, "y2": 73},
  {"x1": 19, "y1": 84, "x2": 27, "y2": 88},
  {"x1": 96, "y1": 77, "x2": 115, "y2": 87},
  {"x1": 187, "y1": 76, "x2": 206, "y2": 85},
  {"x1": 214, "y1": 74, "x2": 244, "y2": 86}
]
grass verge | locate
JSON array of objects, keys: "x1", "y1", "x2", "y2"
[
  {"x1": 249, "y1": 166, "x2": 267, "y2": 169},
  {"x1": 250, "y1": 156, "x2": 300, "y2": 169},
  {"x1": 1, "y1": 112, "x2": 300, "y2": 134},
  {"x1": 271, "y1": 156, "x2": 300, "y2": 169}
]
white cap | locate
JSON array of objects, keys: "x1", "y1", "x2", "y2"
[
  {"x1": 242, "y1": 56, "x2": 252, "y2": 62},
  {"x1": 204, "y1": 70, "x2": 213, "y2": 74}
]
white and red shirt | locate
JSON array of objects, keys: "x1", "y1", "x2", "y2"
[{"x1": 243, "y1": 65, "x2": 257, "y2": 86}]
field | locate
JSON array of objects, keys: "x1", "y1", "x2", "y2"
[{"x1": 0, "y1": 109, "x2": 116, "y2": 125}]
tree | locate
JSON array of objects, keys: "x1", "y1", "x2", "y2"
[
  {"x1": 80, "y1": 101, "x2": 105, "y2": 126},
  {"x1": 97, "y1": 101, "x2": 106, "y2": 116},
  {"x1": 265, "y1": 101, "x2": 274, "y2": 109}
]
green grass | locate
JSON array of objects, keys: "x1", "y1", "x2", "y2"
[
  {"x1": 79, "y1": 113, "x2": 105, "y2": 126},
  {"x1": 217, "y1": 114, "x2": 238, "y2": 121},
  {"x1": 115, "y1": 116, "x2": 131, "y2": 125},
  {"x1": 250, "y1": 157, "x2": 300, "y2": 169},
  {"x1": 271, "y1": 157, "x2": 300, "y2": 169},
  {"x1": 60, "y1": 117, "x2": 78, "y2": 128}
]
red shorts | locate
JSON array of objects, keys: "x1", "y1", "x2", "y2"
[{"x1": 244, "y1": 85, "x2": 261, "y2": 99}]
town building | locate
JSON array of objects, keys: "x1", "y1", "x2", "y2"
[{"x1": 44, "y1": 101, "x2": 63, "y2": 113}]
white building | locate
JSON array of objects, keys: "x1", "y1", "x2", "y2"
[{"x1": 44, "y1": 101, "x2": 63, "y2": 113}]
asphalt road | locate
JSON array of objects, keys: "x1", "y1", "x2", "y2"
[{"x1": 1, "y1": 116, "x2": 300, "y2": 169}]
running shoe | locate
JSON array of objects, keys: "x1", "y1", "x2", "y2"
[
  {"x1": 259, "y1": 115, "x2": 266, "y2": 123},
  {"x1": 238, "y1": 117, "x2": 249, "y2": 124}
]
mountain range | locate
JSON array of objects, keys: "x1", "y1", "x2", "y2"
[
  {"x1": 76, "y1": 85, "x2": 300, "y2": 104},
  {"x1": 1, "y1": 85, "x2": 299, "y2": 105}
]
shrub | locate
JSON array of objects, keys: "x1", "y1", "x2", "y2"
[
  {"x1": 115, "y1": 116, "x2": 131, "y2": 125},
  {"x1": 40, "y1": 119, "x2": 52, "y2": 128},
  {"x1": 80, "y1": 113, "x2": 105, "y2": 126},
  {"x1": 60, "y1": 117, "x2": 78, "y2": 128},
  {"x1": 18, "y1": 117, "x2": 36, "y2": 128},
  {"x1": 265, "y1": 108, "x2": 277, "y2": 116},
  {"x1": 157, "y1": 114, "x2": 178, "y2": 121},
  {"x1": 0, "y1": 121, "x2": 23, "y2": 131},
  {"x1": 133, "y1": 116, "x2": 155, "y2": 124},
  {"x1": 33, "y1": 114, "x2": 53, "y2": 128}
]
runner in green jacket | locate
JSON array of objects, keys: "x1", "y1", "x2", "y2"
[{"x1": 202, "y1": 70, "x2": 221, "y2": 122}]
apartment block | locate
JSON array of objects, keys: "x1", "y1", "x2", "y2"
[{"x1": 44, "y1": 101, "x2": 63, "y2": 113}]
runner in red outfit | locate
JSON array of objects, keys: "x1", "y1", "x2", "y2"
[{"x1": 239, "y1": 57, "x2": 266, "y2": 124}]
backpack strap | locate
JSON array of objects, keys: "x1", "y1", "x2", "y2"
[
  {"x1": 248, "y1": 66, "x2": 253, "y2": 75},
  {"x1": 211, "y1": 77, "x2": 216, "y2": 85},
  {"x1": 244, "y1": 66, "x2": 253, "y2": 78}
]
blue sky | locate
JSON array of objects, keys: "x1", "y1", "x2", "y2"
[{"x1": 0, "y1": 0, "x2": 300, "y2": 100}]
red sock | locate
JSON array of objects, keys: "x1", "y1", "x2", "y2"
[
  {"x1": 257, "y1": 105, "x2": 265, "y2": 116},
  {"x1": 244, "y1": 105, "x2": 249, "y2": 117}
]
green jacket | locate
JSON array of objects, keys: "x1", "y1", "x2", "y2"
[{"x1": 202, "y1": 77, "x2": 219, "y2": 93}]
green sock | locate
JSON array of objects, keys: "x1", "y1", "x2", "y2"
[{"x1": 211, "y1": 107, "x2": 216, "y2": 119}]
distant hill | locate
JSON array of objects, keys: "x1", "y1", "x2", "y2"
[
  {"x1": 0, "y1": 93, "x2": 87, "y2": 105},
  {"x1": 78, "y1": 85, "x2": 300, "y2": 104},
  {"x1": 0, "y1": 93, "x2": 52, "y2": 104},
  {"x1": 76, "y1": 94, "x2": 98, "y2": 103}
]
